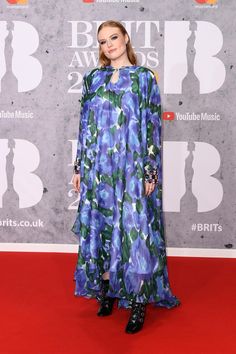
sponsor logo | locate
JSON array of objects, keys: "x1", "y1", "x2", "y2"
[
  {"x1": 194, "y1": 0, "x2": 218, "y2": 8},
  {"x1": 163, "y1": 112, "x2": 175, "y2": 120},
  {"x1": 175, "y1": 112, "x2": 220, "y2": 121},
  {"x1": 82, "y1": 0, "x2": 140, "y2": 2},
  {"x1": 7, "y1": 0, "x2": 28, "y2": 5},
  {"x1": 195, "y1": 0, "x2": 217, "y2": 4}
]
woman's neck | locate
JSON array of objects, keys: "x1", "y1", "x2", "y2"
[{"x1": 110, "y1": 58, "x2": 132, "y2": 69}]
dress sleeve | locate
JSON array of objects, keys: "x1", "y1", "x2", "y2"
[
  {"x1": 73, "y1": 73, "x2": 88, "y2": 174},
  {"x1": 143, "y1": 70, "x2": 162, "y2": 185}
]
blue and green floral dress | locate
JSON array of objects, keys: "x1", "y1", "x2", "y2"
[{"x1": 71, "y1": 65, "x2": 180, "y2": 309}]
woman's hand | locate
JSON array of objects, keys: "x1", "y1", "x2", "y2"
[
  {"x1": 144, "y1": 181, "x2": 156, "y2": 196},
  {"x1": 72, "y1": 173, "x2": 80, "y2": 193}
]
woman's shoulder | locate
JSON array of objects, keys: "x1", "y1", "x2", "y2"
[
  {"x1": 136, "y1": 66, "x2": 159, "y2": 82},
  {"x1": 82, "y1": 67, "x2": 100, "y2": 80}
]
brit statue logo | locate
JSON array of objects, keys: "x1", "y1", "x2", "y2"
[{"x1": 0, "y1": 21, "x2": 42, "y2": 93}]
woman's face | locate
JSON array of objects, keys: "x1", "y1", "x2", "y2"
[{"x1": 97, "y1": 26, "x2": 129, "y2": 61}]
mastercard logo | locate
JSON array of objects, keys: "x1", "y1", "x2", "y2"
[
  {"x1": 7, "y1": 0, "x2": 28, "y2": 4},
  {"x1": 195, "y1": 0, "x2": 217, "y2": 4}
]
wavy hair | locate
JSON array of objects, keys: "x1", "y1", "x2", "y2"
[{"x1": 97, "y1": 20, "x2": 138, "y2": 67}]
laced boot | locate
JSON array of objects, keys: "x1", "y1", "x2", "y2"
[
  {"x1": 97, "y1": 279, "x2": 115, "y2": 316},
  {"x1": 125, "y1": 302, "x2": 146, "y2": 334}
]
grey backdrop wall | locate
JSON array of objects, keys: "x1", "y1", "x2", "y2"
[{"x1": 0, "y1": 0, "x2": 235, "y2": 254}]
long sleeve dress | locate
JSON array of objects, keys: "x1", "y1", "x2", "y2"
[{"x1": 71, "y1": 65, "x2": 180, "y2": 309}]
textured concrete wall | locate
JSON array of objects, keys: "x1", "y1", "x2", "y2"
[{"x1": 0, "y1": 0, "x2": 235, "y2": 250}]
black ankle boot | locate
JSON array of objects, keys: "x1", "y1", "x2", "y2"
[
  {"x1": 125, "y1": 302, "x2": 146, "y2": 334},
  {"x1": 97, "y1": 279, "x2": 115, "y2": 316}
]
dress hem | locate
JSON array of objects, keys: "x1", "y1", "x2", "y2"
[{"x1": 74, "y1": 290, "x2": 181, "y2": 309}]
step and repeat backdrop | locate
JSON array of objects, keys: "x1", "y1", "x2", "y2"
[{"x1": 0, "y1": 0, "x2": 235, "y2": 254}]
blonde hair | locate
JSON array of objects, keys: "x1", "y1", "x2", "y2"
[{"x1": 97, "y1": 20, "x2": 138, "y2": 67}]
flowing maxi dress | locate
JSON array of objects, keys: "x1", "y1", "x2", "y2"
[{"x1": 71, "y1": 65, "x2": 180, "y2": 309}]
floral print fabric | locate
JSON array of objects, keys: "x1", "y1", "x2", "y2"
[{"x1": 71, "y1": 65, "x2": 180, "y2": 309}]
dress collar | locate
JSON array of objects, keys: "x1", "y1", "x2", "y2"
[{"x1": 100, "y1": 65, "x2": 137, "y2": 71}]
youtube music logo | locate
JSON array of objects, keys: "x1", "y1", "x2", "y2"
[{"x1": 163, "y1": 112, "x2": 175, "y2": 120}]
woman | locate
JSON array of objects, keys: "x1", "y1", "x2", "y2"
[{"x1": 71, "y1": 20, "x2": 180, "y2": 334}]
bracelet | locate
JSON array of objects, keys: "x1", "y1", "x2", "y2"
[
  {"x1": 73, "y1": 157, "x2": 81, "y2": 174},
  {"x1": 144, "y1": 166, "x2": 158, "y2": 184}
]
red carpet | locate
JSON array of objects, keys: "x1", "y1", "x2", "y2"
[{"x1": 0, "y1": 252, "x2": 235, "y2": 354}]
